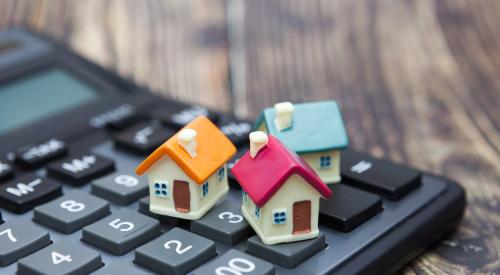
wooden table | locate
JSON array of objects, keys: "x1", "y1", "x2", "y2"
[{"x1": 1, "y1": 1, "x2": 499, "y2": 274}]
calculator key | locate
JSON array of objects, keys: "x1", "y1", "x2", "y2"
[
  {"x1": 246, "y1": 232, "x2": 326, "y2": 268},
  {"x1": 0, "y1": 161, "x2": 14, "y2": 183},
  {"x1": 15, "y1": 138, "x2": 67, "y2": 168},
  {"x1": 0, "y1": 220, "x2": 51, "y2": 266},
  {"x1": 135, "y1": 228, "x2": 216, "y2": 275},
  {"x1": 138, "y1": 196, "x2": 186, "y2": 226},
  {"x1": 33, "y1": 191, "x2": 110, "y2": 234},
  {"x1": 90, "y1": 103, "x2": 143, "y2": 130},
  {"x1": 191, "y1": 201, "x2": 254, "y2": 245},
  {"x1": 92, "y1": 172, "x2": 148, "y2": 205},
  {"x1": 138, "y1": 196, "x2": 157, "y2": 218},
  {"x1": 191, "y1": 249, "x2": 275, "y2": 275},
  {"x1": 320, "y1": 184, "x2": 382, "y2": 232},
  {"x1": 82, "y1": 208, "x2": 161, "y2": 255},
  {"x1": 17, "y1": 239, "x2": 102, "y2": 275},
  {"x1": 47, "y1": 153, "x2": 115, "y2": 186},
  {"x1": 218, "y1": 117, "x2": 252, "y2": 146},
  {"x1": 341, "y1": 150, "x2": 422, "y2": 200},
  {"x1": 0, "y1": 174, "x2": 62, "y2": 213},
  {"x1": 113, "y1": 122, "x2": 174, "y2": 155},
  {"x1": 156, "y1": 105, "x2": 218, "y2": 129},
  {"x1": 92, "y1": 261, "x2": 153, "y2": 275}
]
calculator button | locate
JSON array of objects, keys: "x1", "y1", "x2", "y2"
[
  {"x1": 0, "y1": 220, "x2": 51, "y2": 266},
  {"x1": 91, "y1": 172, "x2": 148, "y2": 205},
  {"x1": 156, "y1": 105, "x2": 218, "y2": 129},
  {"x1": 0, "y1": 161, "x2": 14, "y2": 183},
  {"x1": 82, "y1": 208, "x2": 161, "y2": 255},
  {"x1": 17, "y1": 239, "x2": 102, "y2": 275},
  {"x1": 15, "y1": 138, "x2": 67, "y2": 168},
  {"x1": 191, "y1": 201, "x2": 254, "y2": 245},
  {"x1": 138, "y1": 197, "x2": 157, "y2": 218},
  {"x1": 0, "y1": 174, "x2": 62, "y2": 213},
  {"x1": 92, "y1": 103, "x2": 143, "y2": 130},
  {"x1": 191, "y1": 249, "x2": 275, "y2": 275},
  {"x1": 113, "y1": 122, "x2": 174, "y2": 155},
  {"x1": 92, "y1": 261, "x2": 153, "y2": 275},
  {"x1": 320, "y1": 184, "x2": 382, "y2": 232},
  {"x1": 47, "y1": 153, "x2": 115, "y2": 186},
  {"x1": 33, "y1": 191, "x2": 110, "y2": 234},
  {"x1": 246, "y1": 232, "x2": 326, "y2": 268},
  {"x1": 341, "y1": 150, "x2": 421, "y2": 200},
  {"x1": 135, "y1": 227, "x2": 217, "y2": 275},
  {"x1": 218, "y1": 117, "x2": 252, "y2": 146}
]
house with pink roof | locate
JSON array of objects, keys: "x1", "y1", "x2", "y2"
[{"x1": 232, "y1": 131, "x2": 332, "y2": 245}]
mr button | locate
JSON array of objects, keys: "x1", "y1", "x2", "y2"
[
  {"x1": 47, "y1": 154, "x2": 115, "y2": 186},
  {"x1": 0, "y1": 174, "x2": 62, "y2": 213}
]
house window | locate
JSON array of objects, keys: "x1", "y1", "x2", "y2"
[
  {"x1": 273, "y1": 209, "x2": 287, "y2": 224},
  {"x1": 242, "y1": 190, "x2": 248, "y2": 203},
  {"x1": 255, "y1": 206, "x2": 261, "y2": 218},
  {"x1": 320, "y1": 156, "x2": 331, "y2": 168},
  {"x1": 218, "y1": 167, "x2": 225, "y2": 182},
  {"x1": 154, "y1": 182, "x2": 168, "y2": 197},
  {"x1": 202, "y1": 182, "x2": 209, "y2": 197}
]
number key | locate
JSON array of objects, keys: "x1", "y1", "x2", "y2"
[
  {"x1": 0, "y1": 221, "x2": 51, "y2": 266},
  {"x1": 191, "y1": 249, "x2": 275, "y2": 275},
  {"x1": 82, "y1": 209, "x2": 161, "y2": 255},
  {"x1": 135, "y1": 228, "x2": 216, "y2": 275},
  {"x1": 33, "y1": 191, "x2": 110, "y2": 234},
  {"x1": 17, "y1": 239, "x2": 102, "y2": 275},
  {"x1": 191, "y1": 201, "x2": 254, "y2": 245},
  {"x1": 91, "y1": 172, "x2": 148, "y2": 205}
]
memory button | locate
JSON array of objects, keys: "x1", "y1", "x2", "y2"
[
  {"x1": 0, "y1": 161, "x2": 14, "y2": 183},
  {"x1": 15, "y1": 138, "x2": 67, "y2": 168},
  {"x1": 47, "y1": 153, "x2": 115, "y2": 186}
]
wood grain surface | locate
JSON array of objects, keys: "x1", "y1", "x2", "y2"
[{"x1": 1, "y1": 0, "x2": 499, "y2": 274}]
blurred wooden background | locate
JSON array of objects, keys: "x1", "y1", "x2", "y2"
[{"x1": 1, "y1": 0, "x2": 499, "y2": 274}]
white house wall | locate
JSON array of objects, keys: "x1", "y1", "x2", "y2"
[
  {"x1": 301, "y1": 150, "x2": 341, "y2": 184},
  {"x1": 242, "y1": 174, "x2": 321, "y2": 245},
  {"x1": 147, "y1": 156, "x2": 228, "y2": 220}
]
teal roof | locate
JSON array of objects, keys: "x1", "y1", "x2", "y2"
[{"x1": 255, "y1": 101, "x2": 348, "y2": 154}]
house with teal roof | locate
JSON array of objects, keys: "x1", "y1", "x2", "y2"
[{"x1": 255, "y1": 101, "x2": 349, "y2": 184}]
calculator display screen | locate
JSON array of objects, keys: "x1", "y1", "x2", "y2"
[{"x1": 0, "y1": 68, "x2": 99, "y2": 134}]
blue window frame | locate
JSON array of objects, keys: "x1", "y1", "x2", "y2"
[
  {"x1": 273, "y1": 209, "x2": 286, "y2": 224},
  {"x1": 154, "y1": 182, "x2": 168, "y2": 197},
  {"x1": 202, "y1": 182, "x2": 209, "y2": 197},
  {"x1": 242, "y1": 190, "x2": 248, "y2": 203},
  {"x1": 218, "y1": 167, "x2": 225, "y2": 182},
  {"x1": 255, "y1": 206, "x2": 261, "y2": 218},
  {"x1": 320, "y1": 156, "x2": 331, "y2": 168}
]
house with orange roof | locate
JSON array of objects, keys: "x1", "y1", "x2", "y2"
[{"x1": 136, "y1": 116, "x2": 236, "y2": 220}]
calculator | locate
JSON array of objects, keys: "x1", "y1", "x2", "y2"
[{"x1": 0, "y1": 28, "x2": 466, "y2": 275}]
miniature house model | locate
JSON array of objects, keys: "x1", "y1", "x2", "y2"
[
  {"x1": 136, "y1": 116, "x2": 236, "y2": 220},
  {"x1": 255, "y1": 101, "x2": 348, "y2": 184},
  {"x1": 232, "y1": 132, "x2": 332, "y2": 245}
]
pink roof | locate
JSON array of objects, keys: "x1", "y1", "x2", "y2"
[{"x1": 232, "y1": 135, "x2": 332, "y2": 207}]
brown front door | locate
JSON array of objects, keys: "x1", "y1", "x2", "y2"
[
  {"x1": 293, "y1": 200, "x2": 311, "y2": 234},
  {"x1": 173, "y1": 180, "x2": 190, "y2": 213}
]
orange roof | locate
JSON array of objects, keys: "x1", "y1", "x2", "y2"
[{"x1": 136, "y1": 116, "x2": 236, "y2": 184}]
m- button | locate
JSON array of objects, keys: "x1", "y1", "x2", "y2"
[
  {"x1": 47, "y1": 154, "x2": 115, "y2": 186},
  {"x1": 0, "y1": 174, "x2": 62, "y2": 213}
]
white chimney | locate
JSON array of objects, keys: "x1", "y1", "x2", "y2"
[
  {"x1": 274, "y1": 102, "x2": 294, "y2": 131},
  {"x1": 249, "y1": 131, "x2": 268, "y2": 158},
  {"x1": 178, "y1": 128, "x2": 197, "y2": 158}
]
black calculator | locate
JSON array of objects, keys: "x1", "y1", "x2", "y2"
[{"x1": 0, "y1": 28, "x2": 466, "y2": 275}]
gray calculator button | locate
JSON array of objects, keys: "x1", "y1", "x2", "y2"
[
  {"x1": 91, "y1": 261, "x2": 153, "y2": 275},
  {"x1": 33, "y1": 191, "x2": 110, "y2": 234},
  {"x1": 17, "y1": 239, "x2": 102, "y2": 275},
  {"x1": 91, "y1": 172, "x2": 148, "y2": 205},
  {"x1": 191, "y1": 249, "x2": 275, "y2": 275},
  {"x1": 82, "y1": 208, "x2": 161, "y2": 255},
  {"x1": 191, "y1": 201, "x2": 254, "y2": 245},
  {"x1": 0, "y1": 220, "x2": 51, "y2": 266},
  {"x1": 135, "y1": 227, "x2": 216, "y2": 275},
  {"x1": 246, "y1": 232, "x2": 326, "y2": 268}
]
